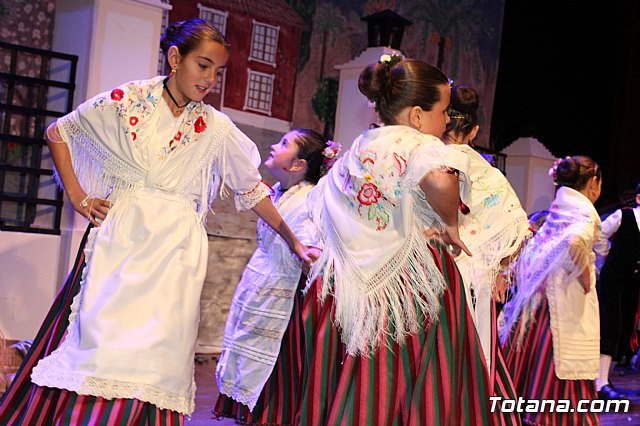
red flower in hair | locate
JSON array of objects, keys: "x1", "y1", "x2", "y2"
[
  {"x1": 111, "y1": 88, "x2": 124, "y2": 101},
  {"x1": 194, "y1": 116, "x2": 206, "y2": 133},
  {"x1": 357, "y1": 182, "x2": 381, "y2": 206},
  {"x1": 129, "y1": 116, "x2": 139, "y2": 126}
]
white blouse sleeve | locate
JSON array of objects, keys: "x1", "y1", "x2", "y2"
[
  {"x1": 220, "y1": 124, "x2": 270, "y2": 211},
  {"x1": 594, "y1": 208, "x2": 622, "y2": 269}
]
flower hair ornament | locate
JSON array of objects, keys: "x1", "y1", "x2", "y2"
[
  {"x1": 379, "y1": 53, "x2": 403, "y2": 67},
  {"x1": 369, "y1": 54, "x2": 404, "y2": 111},
  {"x1": 548, "y1": 156, "x2": 572, "y2": 185},
  {"x1": 320, "y1": 140, "x2": 342, "y2": 177}
]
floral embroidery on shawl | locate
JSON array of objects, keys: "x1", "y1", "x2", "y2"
[
  {"x1": 93, "y1": 86, "x2": 158, "y2": 143},
  {"x1": 352, "y1": 146, "x2": 407, "y2": 231},
  {"x1": 159, "y1": 105, "x2": 209, "y2": 159},
  {"x1": 92, "y1": 80, "x2": 209, "y2": 160}
]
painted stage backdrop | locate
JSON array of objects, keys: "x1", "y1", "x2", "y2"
[
  {"x1": 167, "y1": 0, "x2": 505, "y2": 238},
  {"x1": 166, "y1": 0, "x2": 506, "y2": 351},
  {"x1": 0, "y1": 0, "x2": 504, "y2": 352}
]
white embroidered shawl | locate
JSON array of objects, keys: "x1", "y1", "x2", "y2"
[
  {"x1": 500, "y1": 186, "x2": 601, "y2": 379},
  {"x1": 55, "y1": 76, "x2": 269, "y2": 219},
  {"x1": 308, "y1": 125, "x2": 470, "y2": 356},
  {"x1": 450, "y1": 145, "x2": 530, "y2": 294}
]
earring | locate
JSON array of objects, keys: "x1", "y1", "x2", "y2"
[{"x1": 170, "y1": 68, "x2": 176, "y2": 78}]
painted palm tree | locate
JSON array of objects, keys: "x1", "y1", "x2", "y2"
[
  {"x1": 313, "y1": 3, "x2": 346, "y2": 81},
  {"x1": 284, "y1": 0, "x2": 317, "y2": 70},
  {"x1": 402, "y1": 0, "x2": 495, "y2": 79}
]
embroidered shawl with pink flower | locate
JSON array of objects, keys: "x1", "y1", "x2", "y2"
[{"x1": 307, "y1": 125, "x2": 470, "y2": 356}]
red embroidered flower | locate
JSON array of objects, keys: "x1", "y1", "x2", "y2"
[
  {"x1": 393, "y1": 152, "x2": 407, "y2": 176},
  {"x1": 175, "y1": 131, "x2": 182, "y2": 141},
  {"x1": 110, "y1": 88, "x2": 124, "y2": 101},
  {"x1": 357, "y1": 182, "x2": 381, "y2": 206},
  {"x1": 129, "y1": 116, "x2": 139, "y2": 126},
  {"x1": 360, "y1": 150, "x2": 377, "y2": 165},
  {"x1": 194, "y1": 116, "x2": 206, "y2": 133},
  {"x1": 131, "y1": 132, "x2": 137, "y2": 141}
]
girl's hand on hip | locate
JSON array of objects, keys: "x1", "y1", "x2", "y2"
[{"x1": 71, "y1": 193, "x2": 112, "y2": 227}]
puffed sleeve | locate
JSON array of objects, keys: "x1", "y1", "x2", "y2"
[{"x1": 219, "y1": 122, "x2": 270, "y2": 211}]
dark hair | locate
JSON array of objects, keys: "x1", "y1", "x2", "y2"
[
  {"x1": 160, "y1": 18, "x2": 230, "y2": 70},
  {"x1": 554, "y1": 155, "x2": 601, "y2": 190},
  {"x1": 292, "y1": 129, "x2": 327, "y2": 184},
  {"x1": 358, "y1": 58, "x2": 449, "y2": 125},
  {"x1": 446, "y1": 84, "x2": 479, "y2": 138}
]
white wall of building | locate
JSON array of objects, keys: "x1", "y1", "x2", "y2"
[
  {"x1": 333, "y1": 46, "x2": 401, "y2": 149},
  {"x1": 502, "y1": 137, "x2": 558, "y2": 214}
]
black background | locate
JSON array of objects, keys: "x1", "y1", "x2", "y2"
[{"x1": 491, "y1": 2, "x2": 640, "y2": 210}]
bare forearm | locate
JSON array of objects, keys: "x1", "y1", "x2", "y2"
[
  {"x1": 419, "y1": 169, "x2": 460, "y2": 228},
  {"x1": 46, "y1": 123, "x2": 85, "y2": 205},
  {"x1": 251, "y1": 197, "x2": 298, "y2": 249}
]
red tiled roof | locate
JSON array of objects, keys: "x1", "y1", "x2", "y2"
[{"x1": 202, "y1": 0, "x2": 306, "y2": 28}]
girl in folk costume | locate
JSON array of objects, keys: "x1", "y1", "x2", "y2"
[
  {"x1": 214, "y1": 129, "x2": 339, "y2": 415},
  {"x1": 0, "y1": 18, "x2": 313, "y2": 425},
  {"x1": 242, "y1": 55, "x2": 502, "y2": 426},
  {"x1": 501, "y1": 156, "x2": 603, "y2": 426},
  {"x1": 443, "y1": 85, "x2": 528, "y2": 425}
]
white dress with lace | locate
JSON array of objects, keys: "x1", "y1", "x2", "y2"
[
  {"x1": 216, "y1": 181, "x2": 319, "y2": 410},
  {"x1": 30, "y1": 77, "x2": 270, "y2": 415}
]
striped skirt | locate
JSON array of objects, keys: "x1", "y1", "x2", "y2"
[
  {"x1": 0, "y1": 226, "x2": 183, "y2": 426},
  {"x1": 488, "y1": 301, "x2": 522, "y2": 426},
  {"x1": 215, "y1": 243, "x2": 504, "y2": 425},
  {"x1": 503, "y1": 299, "x2": 600, "y2": 426}
]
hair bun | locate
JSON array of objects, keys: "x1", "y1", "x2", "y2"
[
  {"x1": 358, "y1": 62, "x2": 391, "y2": 107},
  {"x1": 556, "y1": 157, "x2": 579, "y2": 184}
]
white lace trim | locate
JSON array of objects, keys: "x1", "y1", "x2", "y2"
[
  {"x1": 30, "y1": 227, "x2": 196, "y2": 415},
  {"x1": 30, "y1": 369, "x2": 195, "y2": 415},
  {"x1": 56, "y1": 115, "x2": 145, "y2": 200},
  {"x1": 218, "y1": 378, "x2": 261, "y2": 412},
  {"x1": 235, "y1": 181, "x2": 270, "y2": 211}
]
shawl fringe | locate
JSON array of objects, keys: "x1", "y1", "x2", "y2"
[
  {"x1": 308, "y1": 203, "x2": 446, "y2": 357},
  {"x1": 457, "y1": 214, "x2": 530, "y2": 294},
  {"x1": 55, "y1": 116, "x2": 144, "y2": 200}
]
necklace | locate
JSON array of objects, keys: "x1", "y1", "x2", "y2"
[{"x1": 163, "y1": 77, "x2": 190, "y2": 110}]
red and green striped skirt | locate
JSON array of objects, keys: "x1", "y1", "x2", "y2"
[
  {"x1": 0, "y1": 226, "x2": 183, "y2": 426},
  {"x1": 488, "y1": 300, "x2": 522, "y2": 426},
  {"x1": 215, "y1": 243, "x2": 507, "y2": 425},
  {"x1": 503, "y1": 299, "x2": 600, "y2": 426}
]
